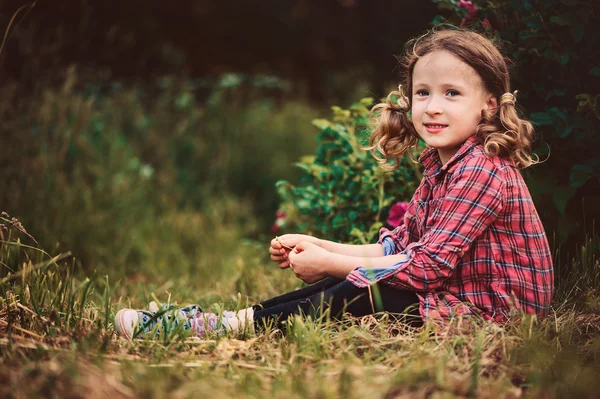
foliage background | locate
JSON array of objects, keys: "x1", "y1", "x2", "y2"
[{"x1": 0, "y1": 0, "x2": 597, "y2": 299}]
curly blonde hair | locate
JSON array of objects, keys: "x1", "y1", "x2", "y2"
[{"x1": 367, "y1": 28, "x2": 538, "y2": 170}]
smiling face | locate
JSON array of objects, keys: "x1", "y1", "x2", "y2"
[{"x1": 411, "y1": 50, "x2": 497, "y2": 164}]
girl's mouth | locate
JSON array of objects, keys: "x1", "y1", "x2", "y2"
[{"x1": 423, "y1": 123, "x2": 448, "y2": 133}]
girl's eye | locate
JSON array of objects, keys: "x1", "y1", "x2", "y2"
[
  {"x1": 415, "y1": 90, "x2": 429, "y2": 96},
  {"x1": 447, "y1": 90, "x2": 460, "y2": 97}
]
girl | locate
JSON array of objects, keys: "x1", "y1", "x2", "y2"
[{"x1": 115, "y1": 28, "x2": 554, "y2": 339}]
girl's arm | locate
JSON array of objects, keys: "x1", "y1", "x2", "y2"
[
  {"x1": 317, "y1": 239, "x2": 384, "y2": 258},
  {"x1": 326, "y1": 252, "x2": 408, "y2": 279},
  {"x1": 272, "y1": 234, "x2": 384, "y2": 259}
]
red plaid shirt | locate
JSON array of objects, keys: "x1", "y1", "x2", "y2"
[{"x1": 347, "y1": 136, "x2": 554, "y2": 322}]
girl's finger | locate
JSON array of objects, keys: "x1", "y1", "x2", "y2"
[
  {"x1": 270, "y1": 250, "x2": 286, "y2": 258},
  {"x1": 278, "y1": 260, "x2": 289, "y2": 269},
  {"x1": 271, "y1": 238, "x2": 281, "y2": 249},
  {"x1": 276, "y1": 236, "x2": 295, "y2": 250}
]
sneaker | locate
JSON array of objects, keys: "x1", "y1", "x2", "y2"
[{"x1": 114, "y1": 303, "x2": 227, "y2": 339}]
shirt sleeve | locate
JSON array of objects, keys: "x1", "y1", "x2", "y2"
[
  {"x1": 378, "y1": 225, "x2": 408, "y2": 256},
  {"x1": 386, "y1": 156, "x2": 505, "y2": 291}
]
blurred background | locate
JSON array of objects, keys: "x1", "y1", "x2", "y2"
[{"x1": 0, "y1": 0, "x2": 598, "y2": 297}]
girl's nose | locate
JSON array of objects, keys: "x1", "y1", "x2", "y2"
[{"x1": 425, "y1": 97, "x2": 443, "y2": 116}]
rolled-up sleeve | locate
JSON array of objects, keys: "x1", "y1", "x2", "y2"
[
  {"x1": 385, "y1": 157, "x2": 505, "y2": 291},
  {"x1": 378, "y1": 225, "x2": 408, "y2": 256}
]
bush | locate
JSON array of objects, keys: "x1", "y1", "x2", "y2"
[{"x1": 275, "y1": 99, "x2": 423, "y2": 244}]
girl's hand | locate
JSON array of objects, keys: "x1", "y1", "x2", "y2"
[
  {"x1": 287, "y1": 241, "x2": 332, "y2": 284},
  {"x1": 269, "y1": 234, "x2": 321, "y2": 269}
]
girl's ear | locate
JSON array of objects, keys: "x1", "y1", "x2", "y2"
[{"x1": 485, "y1": 93, "x2": 498, "y2": 113}]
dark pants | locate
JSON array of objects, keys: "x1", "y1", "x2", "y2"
[{"x1": 252, "y1": 277, "x2": 421, "y2": 331}]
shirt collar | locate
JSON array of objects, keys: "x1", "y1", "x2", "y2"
[{"x1": 419, "y1": 135, "x2": 480, "y2": 183}]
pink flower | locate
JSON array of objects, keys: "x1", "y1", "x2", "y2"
[
  {"x1": 272, "y1": 210, "x2": 287, "y2": 233},
  {"x1": 387, "y1": 201, "x2": 409, "y2": 227},
  {"x1": 458, "y1": 0, "x2": 478, "y2": 26},
  {"x1": 458, "y1": 0, "x2": 477, "y2": 15}
]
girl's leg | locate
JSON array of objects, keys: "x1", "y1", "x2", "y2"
[
  {"x1": 115, "y1": 280, "x2": 420, "y2": 339},
  {"x1": 253, "y1": 280, "x2": 421, "y2": 332},
  {"x1": 253, "y1": 277, "x2": 344, "y2": 311},
  {"x1": 223, "y1": 277, "x2": 344, "y2": 333}
]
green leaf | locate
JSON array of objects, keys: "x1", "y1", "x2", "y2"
[
  {"x1": 519, "y1": 30, "x2": 535, "y2": 41},
  {"x1": 569, "y1": 24, "x2": 584, "y2": 43},
  {"x1": 332, "y1": 213, "x2": 347, "y2": 228},
  {"x1": 560, "y1": 125, "x2": 573, "y2": 138},
  {"x1": 431, "y1": 15, "x2": 446, "y2": 25},
  {"x1": 316, "y1": 142, "x2": 340, "y2": 161},
  {"x1": 570, "y1": 164, "x2": 596, "y2": 187},
  {"x1": 558, "y1": 53, "x2": 569, "y2": 65},
  {"x1": 293, "y1": 187, "x2": 317, "y2": 200},
  {"x1": 548, "y1": 107, "x2": 568, "y2": 123},
  {"x1": 330, "y1": 164, "x2": 344, "y2": 180},
  {"x1": 523, "y1": 15, "x2": 542, "y2": 29},
  {"x1": 312, "y1": 119, "x2": 332, "y2": 131},
  {"x1": 275, "y1": 180, "x2": 292, "y2": 189},
  {"x1": 349, "y1": 105, "x2": 370, "y2": 115},
  {"x1": 550, "y1": 15, "x2": 571, "y2": 26},
  {"x1": 359, "y1": 97, "x2": 374, "y2": 107},
  {"x1": 316, "y1": 127, "x2": 341, "y2": 142},
  {"x1": 530, "y1": 112, "x2": 554, "y2": 126},
  {"x1": 552, "y1": 186, "x2": 577, "y2": 215},
  {"x1": 294, "y1": 162, "x2": 312, "y2": 174}
]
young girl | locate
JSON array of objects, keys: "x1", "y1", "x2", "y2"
[{"x1": 115, "y1": 28, "x2": 554, "y2": 339}]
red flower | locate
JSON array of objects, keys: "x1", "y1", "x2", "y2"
[
  {"x1": 458, "y1": 0, "x2": 478, "y2": 27},
  {"x1": 272, "y1": 210, "x2": 287, "y2": 233},
  {"x1": 387, "y1": 201, "x2": 409, "y2": 227}
]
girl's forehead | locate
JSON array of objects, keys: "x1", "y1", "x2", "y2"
[{"x1": 412, "y1": 50, "x2": 482, "y2": 88}]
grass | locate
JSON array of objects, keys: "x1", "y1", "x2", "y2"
[{"x1": 1, "y1": 212, "x2": 600, "y2": 398}]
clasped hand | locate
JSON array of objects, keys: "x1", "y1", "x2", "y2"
[{"x1": 269, "y1": 234, "x2": 331, "y2": 284}]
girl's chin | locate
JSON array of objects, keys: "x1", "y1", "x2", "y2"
[{"x1": 419, "y1": 137, "x2": 448, "y2": 147}]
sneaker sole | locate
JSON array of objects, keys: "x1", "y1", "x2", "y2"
[{"x1": 114, "y1": 308, "x2": 138, "y2": 340}]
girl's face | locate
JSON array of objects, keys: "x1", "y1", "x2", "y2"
[{"x1": 411, "y1": 50, "x2": 497, "y2": 164}]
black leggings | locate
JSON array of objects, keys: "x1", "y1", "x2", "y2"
[{"x1": 251, "y1": 277, "x2": 421, "y2": 331}]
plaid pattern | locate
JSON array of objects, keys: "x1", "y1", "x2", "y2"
[{"x1": 347, "y1": 136, "x2": 554, "y2": 322}]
